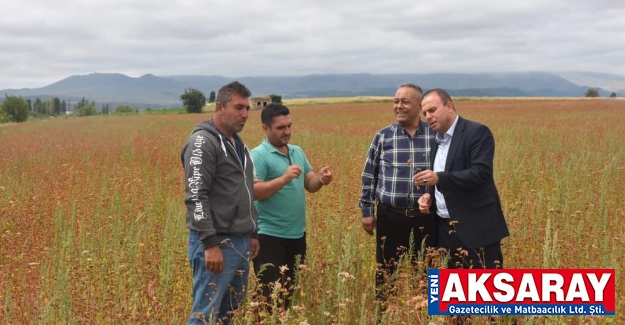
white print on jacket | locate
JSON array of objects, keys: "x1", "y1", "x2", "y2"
[{"x1": 188, "y1": 135, "x2": 207, "y2": 221}]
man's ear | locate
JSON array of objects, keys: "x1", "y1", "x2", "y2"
[
  {"x1": 261, "y1": 124, "x2": 269, "y2": 132},
  {"x1": 215, "y1": 102, "x2": 224, "y2": 114},
  {"x1": 445, "y1": 100, "x2": 454, "y2": 112}
]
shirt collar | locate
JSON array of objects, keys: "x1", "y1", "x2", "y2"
[
  {"x1": 396, "y1": 120, "x2": 428, "y2": 136},
  {"x1": 261, "y1": 139, "x2": 292, "y2": 154},
  {"x1": 437, "y1": 115, "x2": 459, "y2": 141}
]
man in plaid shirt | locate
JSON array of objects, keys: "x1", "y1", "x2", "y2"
[{"x1": 359, "y1": 83, "x2": 437, "y2": 300}]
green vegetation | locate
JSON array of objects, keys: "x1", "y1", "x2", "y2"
[
  {"x1": 180, "y1": 88, "x2": 206, "y2": 113},
  {"x1": 1, "y1": 95, "x2": 30, "y2": 123},
  {"x1": 114, "y1": 105, "x2": 135, "y2": 113},
  {"x1": 76, "y1": 104, "x2": 98, "y2": 117},
  {"x1": 269, "y1": 93, "x2": 283, "y2": 104},
  {"x1": 585, "y1": 88, "x2": 600, "y2": 97}
]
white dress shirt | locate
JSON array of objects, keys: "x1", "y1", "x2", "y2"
[{"x1": 434, "y1": 115, "x2": 459, "y2": 219}]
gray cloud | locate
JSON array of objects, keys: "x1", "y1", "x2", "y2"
[{"x1": 1, "y1": 0, "x2": 625, "y2": 88}]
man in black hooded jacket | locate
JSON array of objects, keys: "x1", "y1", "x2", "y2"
[{"x1": 181, "y1": 81, "x2": 259, "y2": 325}]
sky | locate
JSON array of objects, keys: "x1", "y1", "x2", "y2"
[{"x1": 1, "y1": 0, "x2": 624, "y2": 89}]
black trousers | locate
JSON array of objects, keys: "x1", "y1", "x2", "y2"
[
  {"x1": 436, "y1": 217, "x2": 504, "y2": 269},
  {"x1": 253, "y1": 233, "x2": 306, "y2": 307},
  {"x1": 375, "y1": 206, "x2": 436, "y2": 296}
]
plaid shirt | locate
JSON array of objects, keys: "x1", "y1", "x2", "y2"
[{"x1": 359, "y1": 120, "x2": 436, "y2": 217}]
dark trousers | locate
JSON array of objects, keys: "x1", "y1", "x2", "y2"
[
  {"x1": 436, "y1": 218, "x2": 513, "y2": 325},
  {"x1": 253, "y1": 233, "x2": 306, "y2": 308},
  {"x1": 375, "y1": 205, "x2": 436, "y2": 298},
  {"x1": 436, "y1": 217, "x2": 504, "y2": 269}
]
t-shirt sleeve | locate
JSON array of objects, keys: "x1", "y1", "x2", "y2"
[{"x1": 251, "y1": 149, "x2": 267, "y2": 181}]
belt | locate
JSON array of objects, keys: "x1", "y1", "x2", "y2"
[{"x1": 378, "y1": 203, "x2": 429, "y2": 218}]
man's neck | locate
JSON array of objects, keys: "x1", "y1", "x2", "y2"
[
  {"x1": 214, "y1": 119, "x2": 234, "y2": 143},
  {"x1": 269, "y1": 141, "x2": 288, "y2": 155},
  {"x1": 400, "y1": 120, "x2": 420, "y2": 136}
]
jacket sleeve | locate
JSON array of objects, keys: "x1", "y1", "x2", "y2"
[
  {"x1": 182, "y1": 133, "x2": 220, "y2": 248},
  {"x1": 437, "y1": 124, "x2": 494, "y2": 192},
  {"x1": 359, "y1": 132, "x2": 382, "y2": 217}
]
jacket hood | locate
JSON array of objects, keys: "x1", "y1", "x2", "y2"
[
  {"x1": 193, "y1": 118, "x2": 231, "y2": 157},
  {"x1": 193, "y1": 118, "x2": 220, "y2": 136}
]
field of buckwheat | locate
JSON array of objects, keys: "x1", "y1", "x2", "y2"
[{"x1": 1, "y1": 98, "x2": 623, "y2": 324}]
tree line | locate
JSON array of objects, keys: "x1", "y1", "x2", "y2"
[
  {"x1": 585, "y1": 88, "x2": 618, "y2": 98},
  {"x1": 180, "y1": 88, "x2": 283, "y2": 113},
  {"x1": 0, "y1": 95, "x2": 141, "y2": 123}
]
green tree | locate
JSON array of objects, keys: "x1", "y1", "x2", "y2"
[
  {"x1": 585, "y1": 88, "x2": 600, "y2": 97},
  {"x1": 26, "y1": 99, "x2": 32, "y2": 111},
  {"x1": 101, "y1": 104, "x2": 110, "y2": 115},
  {"x1": 76, "y1": 104, "x2": 98, "y2": 117},
  {"x1": 0, "y1": 111, "x2": 9, "y2": 123},
  {"x1": 114, "y1": 105, "x2": 134, "y2": 113},
  {"x1": 1, "y1": 95, "x2": 30, "y2": 123},
  {"x1": 61, "y1": 100, "x2": 67, "y2": 114},
  {"x1": 77, "y1": 97, "x2": 87, "y2": 109},
  {"x1": 610, "y1": 92, "x2": 617, "y2": 98},
  {"x1": 269, "y1": 94, "x2": 282, "y2": 103},
  {"x1": 208, "y1": 91, "x2": 216, "y2": 103},
  {"x1": 44, "y1": 99, "x2": 54, "y2": 116},
  {"x1": 34, "y1": 98, "x2": 43, "y2": 114},
  {"x1": 180, "y1": 88, "x2": 206, "y2": 113},
  {"x1": 53, "y1": 97, "x2": 61, "y2": 115}
]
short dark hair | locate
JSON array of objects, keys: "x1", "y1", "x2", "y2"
[
  {"x1": 423, "y1": 88, "x2": 453, "y2": 106},
  {"x1": 261, "y1": 103, "x2": 290, "y2": 126},
  {"x1": 216, "y1": 81, "x2": 251, "y2": 106}
]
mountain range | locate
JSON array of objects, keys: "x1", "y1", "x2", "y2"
[{"x1": 2, "y1": 72, "x2": 624, "y2": 108}]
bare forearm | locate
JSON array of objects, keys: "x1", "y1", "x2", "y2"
[
  {"x1": 305, "y1": 173, "x2": 324, "y2": 193},
  {"x1": 253, "y1": 177, "x2": 287, "y2": 200}
]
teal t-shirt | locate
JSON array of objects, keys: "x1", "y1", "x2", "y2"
[{"x1": 251, "y1": 140, "x2": 313, "y2": 239}]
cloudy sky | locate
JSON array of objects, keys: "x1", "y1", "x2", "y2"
[{"x1": 1, "y1": 0, "x2": 624, "y2": 89}]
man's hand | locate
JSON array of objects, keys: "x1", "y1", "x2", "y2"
[
  {"x1": 414, "y1": 170, "x2": 439, "y2": 187},
  {"x1": 250, "y1": 238, "x2": 260, "y2": 260},
  {"x1": 282, "y1": 165, "x2": 302, "y2": 183},
  {"x1": 418, "y1": 193, "x2": 433, "y2": 214},
  {"x1": 319, "y1": 166, "x2": 333, "y2": 185},
  {"x1": 204, "y1": 245, "x2": 224, "y2": 274},
  {"x1": 362, "y1": 216, "x2": 376, "y2": 236}
]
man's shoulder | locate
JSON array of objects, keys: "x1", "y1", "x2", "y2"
[
  {"x1": 461, "y1": 117, "x2": 490, "y2": 132},
  {"x1": 183, "y1": 129, "x2": 218, "y2": 149},
  {"x1": 250, "y1": 142, "x2": 269, "y2": 154},
  {"x1": 376, "y1": 123, "x2": 398, "y2": 136}
]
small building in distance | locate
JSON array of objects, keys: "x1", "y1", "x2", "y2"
[{"x1": 251, "y1": 96, "x2": 271, "y2": 110}]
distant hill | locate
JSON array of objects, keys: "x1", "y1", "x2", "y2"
[
  {"x1": 554, "y1": 72, "x2": 625, "y2": 94},
  {"x1": 2, "y1": 72, "x2": 623, "y2": 108}
]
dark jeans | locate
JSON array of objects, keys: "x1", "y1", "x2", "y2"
[
  {"x1": 436, "y1": 217, "x2": 504, "y2": 269},
  {"x1": 253, "y1": 233, "x2": 306, "y2": 308},
  {"x1": 375, "y1": 206, "x2": 436, "y2": 298}
]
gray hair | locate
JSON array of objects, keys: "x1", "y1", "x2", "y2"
[
  {"x1": 399, "y1": 83, "x2": 423, "y2": 101},
  {"x1": 216, "y1": 81, "x2": 251, "y2": 106}
]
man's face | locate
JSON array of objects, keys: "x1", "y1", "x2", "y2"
[
  {"x1": 263, "y1": 114, "x2": 292, "y2": 148},
  {"x1": 217, "y1": 93, "x2": 250, "y2": 134},
  {"x1": 421, "y1": 93, "x2": 455, "y2": 133},
  {"x1": 393, "y1": 87, "x2": 421, "y2": 125}
]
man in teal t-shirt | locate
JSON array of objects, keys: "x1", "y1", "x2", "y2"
[{"x1": 251, "y1": 103, "x2": 332, "y2": 308}]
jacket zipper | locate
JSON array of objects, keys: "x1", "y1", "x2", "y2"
[{"x1": 224, "y1": 139, "x2": 257, "y2": 233}]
